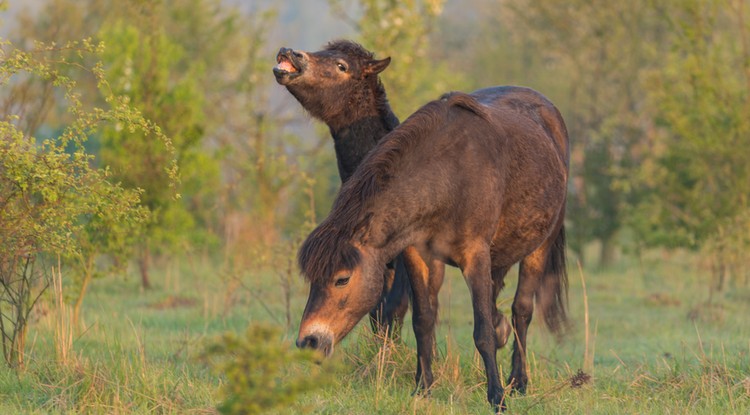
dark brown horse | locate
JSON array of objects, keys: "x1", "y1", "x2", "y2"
[
  {"x1": 296, "y1": 86, "x2": 570, "y2": 412},
  {"x1": 273, "y1": 40, "x2": 412, "y2": 336}
]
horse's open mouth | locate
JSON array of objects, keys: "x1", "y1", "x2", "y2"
[
  {"x1": 276, "y1": 55, "x2": 298, "y2": 73},
  {"x1": 273, "y1": 49, "x2": 304, "y2": 84}
]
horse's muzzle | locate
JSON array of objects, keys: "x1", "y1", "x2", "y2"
[
  {"x1": 273, "y1": 47, "x2": 306, "y2": 84},
  {"x1": 296, "y1": 332, "x2": 333, "y2": 356}
]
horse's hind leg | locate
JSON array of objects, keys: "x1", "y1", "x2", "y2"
[
  {"x1": 508, "y1": 257, "x2": 539, "y2": 394},
  {"x1": 492, "y1": 266, "x2": 512, "y2": 349},
  {"x1": 509, "y1": 234, "x2": 558, "y2": 393}
]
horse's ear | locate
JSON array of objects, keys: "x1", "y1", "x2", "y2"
[{"x1": 364, "y1": 57, "x2": 391, "y2": 75}]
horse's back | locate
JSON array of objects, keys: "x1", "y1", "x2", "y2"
[
  {"x1": 469, "y1": 86, "x2": 570, "y2": 168},
  {"x1": 434, "y1": 86, "x2": 568, "y2": 188}
]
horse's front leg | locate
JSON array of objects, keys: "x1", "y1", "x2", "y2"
[
  {"x1": 403, "y1": 247, "x2": 442, "y2": 394},
  {"x1": 464, "y1": 246, "x2": 506, "y2": 412}
]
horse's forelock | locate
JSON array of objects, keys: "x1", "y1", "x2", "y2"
[
  {"x1": 298, "y1": 223, "x2": 362, "y2": 285},
  {"x1": 324, "y1": 39, "x2": 375, "y2": 61}
]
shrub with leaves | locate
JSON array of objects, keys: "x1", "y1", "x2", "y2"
[
  {"x1": 199, "y1": 324, "x2": 335, "y2": 415},
  {"x1": 0, "y1": 33, "x2": 174, "y2": 368}
]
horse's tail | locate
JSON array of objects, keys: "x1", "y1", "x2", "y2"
[{"x1": 537, "y1": 223, "x2": 569, "y2": 337}]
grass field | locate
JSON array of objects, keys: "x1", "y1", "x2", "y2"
[{"x1": 1, "y1": 250, "x2": 748, "y2": 414}]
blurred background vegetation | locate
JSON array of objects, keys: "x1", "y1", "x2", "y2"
[
  {"x1": 3, "y1": 0, "x2": 746, "y2": 283},
  {"x1": 0, "y1": 0, "x2": 749, "y2": 412}
]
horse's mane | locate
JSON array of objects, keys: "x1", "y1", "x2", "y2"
[
  {"x1": 298, "y1": 92, "x2": 490, "y2": 284},
  {"x1": 341, "y1": 92, "x2": 490, "y2": 211}
]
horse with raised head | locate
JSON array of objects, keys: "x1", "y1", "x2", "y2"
[
  {"x1": 273, "y1": 40, "x2": 415, "y2": 336},
  {"x1": 296, "y1": 86, "x2": 570, "y2": 412}
]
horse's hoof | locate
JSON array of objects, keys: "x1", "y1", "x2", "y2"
[
  {"x1": 509, "y1": 379, "x2": 527, "y2": 395},
  {"x1": 411, "y1": 387, "x2": 431, "y2": 398},
  {"x1": 495, "y1": 314, "x2": 512, "y2": 348},
  {"x1": 492, "y1": 395, "x2": 507, "y2": 413}
]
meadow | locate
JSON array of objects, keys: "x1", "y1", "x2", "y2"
[{"x1": 0, "y1": 249, "x2": 748, "y2": 414}]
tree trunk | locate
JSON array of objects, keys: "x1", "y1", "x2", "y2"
[
  {"x1": 714, "y1": 260, "x2": 726, "y2": 292},
  {"x1": 139, "y1": 244, "x2": 152, "y2": 290},
  {"x1": 599, "y1": 235, "x2": 617, "y2": 268}
]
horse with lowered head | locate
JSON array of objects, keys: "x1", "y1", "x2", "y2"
[{"x1": 296, "y1": 86, "x2": 570, "y2": 412}]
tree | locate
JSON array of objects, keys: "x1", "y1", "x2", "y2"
[
  {"x1": 631, "y1": 0, "x2": 750, "y2": 289},
  {"x1": 17, "y1": 0, "x2": 332, "y2": 284},
  {"x1": 502, "y1": 0, "x2": 669, "y2": 266},
  {"x1": 12, "y1": 0, "x2": 205, "y2": 289},
  {"x1": 97, "y1": 18, "x2": 200, "y2": 289},
  {"x1": 95, "y1": 0, "x2": 317, "y2": 283}
]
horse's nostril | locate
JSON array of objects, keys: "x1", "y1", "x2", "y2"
[
  {"x1": 307, "y1": 335, "x2": 318, "y2": 349},
  {"x1": 297, "y1": 335, "x2": 319, "y2": 349}
]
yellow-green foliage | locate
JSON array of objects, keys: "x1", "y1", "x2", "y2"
[
  {"x1": 0, "y1": 34, "x2": 173, "y2": 368},
  {"x1": 199, "y1": 324, "x2": 335, "y2": 415},
  {"x1": 633, "y1": 0, "x2": 750, "y2": 253}
]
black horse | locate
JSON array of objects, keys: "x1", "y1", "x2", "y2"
[{"x1": 296, "y1": 86, "x2": 570, "y2": 412}]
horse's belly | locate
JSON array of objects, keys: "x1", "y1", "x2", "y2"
[{"x1": 489, "y1": 206, "x2": 561, "y2": 267}]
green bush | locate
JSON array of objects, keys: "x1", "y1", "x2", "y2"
[{"x1": 199, "y1": 324, "x2": 337, "y2": 415}]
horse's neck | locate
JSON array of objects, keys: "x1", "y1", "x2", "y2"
[{"x1": 330, "y1": 106, "x2": 399, "y2": 182}]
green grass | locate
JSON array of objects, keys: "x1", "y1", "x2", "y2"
[{"x1": 1, "y1": 251, "x2": 749, "y2": 414}]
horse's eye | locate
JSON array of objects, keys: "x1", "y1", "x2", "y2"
[
  {"x1": 337, "y1": 63, "x2": 347, "y2": 72},
  {"x1": 334, "y1": 276, "x2": 350, "y2": 287}
]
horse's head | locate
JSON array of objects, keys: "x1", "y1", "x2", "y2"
[
  {"x1": 296, "y1": 234, "x2": 385, "y2": 356},
  {"x1": 273, "y1": 40, "x2": 391, "y2": 123}
]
